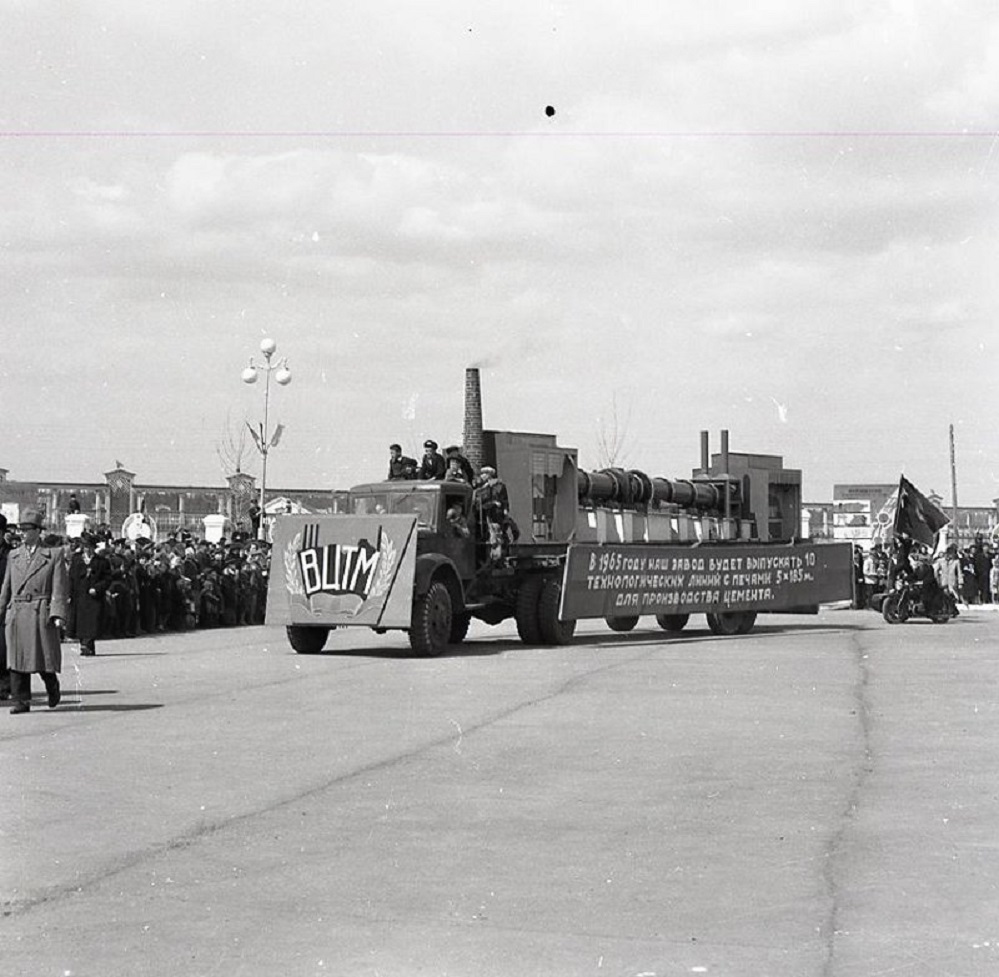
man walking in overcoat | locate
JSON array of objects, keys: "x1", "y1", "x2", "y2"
[
  {"x1": 0, "y1": 514, "x2": 12, "y2": 700},
  {"x1": 0, "y1": 509, "x2": 68, "y2": 713}
]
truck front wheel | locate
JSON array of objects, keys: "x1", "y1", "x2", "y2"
[
  {"x1": 409, "y1": 581, "x2": 453, "y2": 657},
  {"x1": 287, "y1": 626, "x2": 330, "y2": 654},
  {"x1": 538, "y1": 576, "x2": 576, "y2": 646}
]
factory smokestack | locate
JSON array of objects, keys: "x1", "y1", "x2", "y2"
[{"x1": 463, "y1": 367, "x2": 484, "y2": 472}]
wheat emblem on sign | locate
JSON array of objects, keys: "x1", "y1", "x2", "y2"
[
  {"x1": 284, "y1": 531, "x2": 304, "y2": 597},
  {"x1": 368, "y1": 533, "x2": 397, "y2": 599}
]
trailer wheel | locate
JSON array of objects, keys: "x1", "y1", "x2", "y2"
[
  {"x1": 409, "y1": 581, "x2": 453, "y2": 657},
  {"x1": 515, "y1": 575, "x2": 545, "y2": 645},
  {"x1": 881, "y1": 594, "x2": 901, "y2": 624},
  {"x1": 606, "y1": 616, "x2": 639, "y2": 632},
  {"x1": 735, "y1": 611, "x2": 757, "y2": 634},
  {"x1": 655, "y1": 613, "x2": 690, "y2": 633},
  {"x1": 538, "y1": 576, "x2": 576, "y2": 646},
  {"x1": 450, "y1": 611, "x2": 472, "y2": 644},
  {"x1": 706, "y1": 612, "x2": 748, "y2": 637},
  {"x1": 286, "y1": 625, "x2": 329, "y2": 654}
]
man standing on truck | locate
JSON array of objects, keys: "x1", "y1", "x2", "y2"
[
  {"x1": 475, "y1": 466, "x2": 509, "y2": 510},
  {"x1": 475, "y1": 467, "x2": 519, "y2": 561}
]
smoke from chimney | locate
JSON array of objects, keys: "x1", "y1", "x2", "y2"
[{"x1": 463, "y1": 367, "x2": 484, "y2": 472}]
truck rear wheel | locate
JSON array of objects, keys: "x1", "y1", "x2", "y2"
[
  {"x1": 409, "y1": 581, "x2": 453, "y2": 657},
  {"x1": 706, "y1": 612, "x2": 752, "y2": 636},
  {"x1": 287, "y1": 625, "x2": 329, "y2": 654},
  {"x1": 606, "y1": 616, "x2": 639, "y2": 632},
  {"x1": 655, "y1": 613, "x2": 689, "y2": 633},
  {"x1": 515, "y1": 576, "x2": 545, "y2": 645},
  {"x1": 538, "y1": 576, "x2": 576, "y2": 646}
]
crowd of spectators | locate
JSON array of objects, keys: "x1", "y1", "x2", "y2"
[
  {"x1": 3, "y1": 522, "x2": 270, "y2": 644},
  {"x1": 853, "y1": 533, "x2": 998, "y2": 611}
]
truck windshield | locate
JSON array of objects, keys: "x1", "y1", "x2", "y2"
[{"x1": 351, "y1": 491, "x2": 437, "y2": 529}]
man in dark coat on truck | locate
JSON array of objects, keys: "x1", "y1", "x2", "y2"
[
  {"x1": 0, "y1": 509, "x2": 68, "y2": 713},
  {"x1": 387, "y1": 444, "x2": 417, "y2": 480},
  {"x1": 418, "y1": 440, "x2": 446, "y2": 480}
]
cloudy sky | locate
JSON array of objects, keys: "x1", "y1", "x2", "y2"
[{"x1": 2, "y1": 2, "x2": 997, "y2": 505}]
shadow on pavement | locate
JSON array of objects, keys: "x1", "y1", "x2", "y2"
[
  {"x1": 316, "y1": 644, "x2": 508, "y2": 660},
  {"x1": 53, "y1": 703, "x2": 163, "y2": 713},
  {"x1": 80, "y1": 652, "x2": 169, "y2": 657},
  {"x1": 301, "y1": 619, "x2": 873, "y2": 659}
]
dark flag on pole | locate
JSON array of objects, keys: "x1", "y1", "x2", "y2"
[{"x1": 893, "y1": 475, "x2": 949, "y2": 547}]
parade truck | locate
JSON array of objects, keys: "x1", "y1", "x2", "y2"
[{"x1": 264, "y1": 370, "x2": 853, "y2": 656}]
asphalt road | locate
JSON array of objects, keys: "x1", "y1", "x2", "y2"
[{"x1": 2, "y1": 607, "x2": 998, "y2": 977}]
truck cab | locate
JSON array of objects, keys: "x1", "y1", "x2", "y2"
[{"x1": 347, "y1": 480, "x2": 478, "y2": 579}]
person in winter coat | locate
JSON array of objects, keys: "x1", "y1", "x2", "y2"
[
  {"x1": 0, "y1": 509, "x2": 68, "y2": 714},
  {"x1": 68, "y1": 538, "x2": 111, "y2": 656},
  {"x1": 972, "y1": 536, "x2": 993, "y2": 604},
  {"x1": 0, "y1": 514, "x2": 12, "y2": 700}
]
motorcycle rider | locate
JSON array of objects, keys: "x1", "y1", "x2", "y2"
[{"x1": 887, "y1": 534, "x2": 914, "y2": 591}]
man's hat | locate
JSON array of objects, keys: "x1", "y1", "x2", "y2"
[
  {"x1": 444, "y1": 445, "x2": 460, "y2": 454},
  {"x1": 423, "y1": 439, "x2": 438, "y2": 450},
  {"x1": 480, "y1": 465, "x2": 496, "y2": 477},
  {"x1": 19, "y1": 509, "x2": 44, "y2": 529},
  {"x1": 390, "y1": 443, "x2": 402, "y2": 452}
]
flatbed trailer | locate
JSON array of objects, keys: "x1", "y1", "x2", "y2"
[{"x1": 264, "y1": 482, "x2": 853, "y2": 655}]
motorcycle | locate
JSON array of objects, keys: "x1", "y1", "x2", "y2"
[{"x1": 881, "y1": 579, "x2": 955, "y2": 624}]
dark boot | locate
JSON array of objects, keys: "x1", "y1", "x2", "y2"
[
  {"x1": 41, "y1": 672, "x2": 61, "y2": 709},
  {"x1": 10, "y1": 670, "x2": 31, "y2": 713}
]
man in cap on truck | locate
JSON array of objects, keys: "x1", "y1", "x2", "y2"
[{"x1": 418, "y1": 439, "x2": 446, "y2": 481}]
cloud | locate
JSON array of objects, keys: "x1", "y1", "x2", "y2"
[{"x1": 0, "y1": 3, "x2": 997, "y2": 501}]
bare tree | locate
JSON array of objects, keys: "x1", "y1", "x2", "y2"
[
  {"x1": 217, "y1": 409, "x2": 251, "y2": 477},
  {"x1": 595, "y1": 393, "x2": 633, "y2": 469}
]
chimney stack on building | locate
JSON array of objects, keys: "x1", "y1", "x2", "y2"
[{"x1": 463, "y1": 367, "x2": 484, "y2": 472}]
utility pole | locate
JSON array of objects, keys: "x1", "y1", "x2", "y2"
[{"x1": 949, "y1": 423, "x2": 959, "y2": 547}]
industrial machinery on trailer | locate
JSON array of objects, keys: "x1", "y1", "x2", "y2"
[{"x1": 265, "y1": 369, "x2": 853, "y2": 655}]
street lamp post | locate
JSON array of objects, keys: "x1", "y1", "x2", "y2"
[{"x1": 241, "y1": 338, "x2": 292, "y2": 539}]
